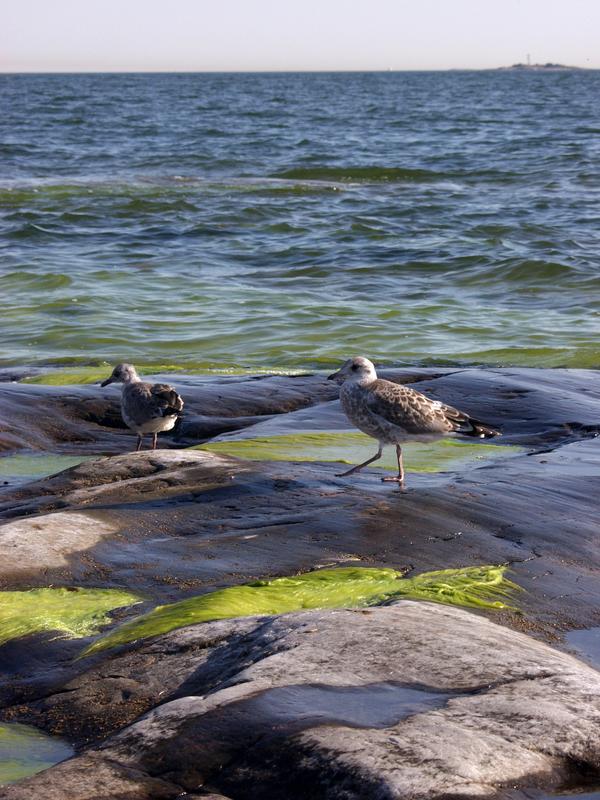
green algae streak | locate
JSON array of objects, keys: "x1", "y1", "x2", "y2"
[
  {"x1": 83, "y1": 565, "x2": 518, "y2": 657},
  {"x1": 199, "y1": 432, "x2": 517, "y2": 473},
  {"x1": 0, "y1": 587, "x2": 142, "y2": 647},
  {"x1": 21, "y1": 364, "x2": 179, "y2": 385},
  {"x1": 0, "y1": 723, "x2": 73, "y2": 785},
  {"x1": 20, "y1": 364, "x2": 305, "y2": 385}
]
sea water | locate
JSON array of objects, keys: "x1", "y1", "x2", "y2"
[{"x1": 1, "y1": 71, "x2": 599, "y2": 373}]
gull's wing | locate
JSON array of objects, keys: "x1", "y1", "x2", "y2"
[
  {"x1": 366, "y1": 379, "x2": 455, "y2": 434},
  {"x1": 366, "y1": 379, "x2": 499, "y2": 437},
  {"x1": 149, "y1": 383, "x2": 185, "y2": 416},
  {"x1": 124, "y1": 382, "x2": 184, "y2": 426}
]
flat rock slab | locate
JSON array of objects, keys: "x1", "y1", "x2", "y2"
[
  {"x1": 0, "y1": 450, "x2": 248, "y2": 584},
  {"x1": 221, "y1": 366, "x2": 600, "y2": 448},
  {"x1": 0, "y1": 374, "x2": 339, "y2": 454},
  {"x1": 0, "y1": 436, "x2": 599, "y2": 636},
  {"x1": 0, "y1": 511, "x2": 117, "y2": 578},
  {"x1": 0, "y1": 449, "x2": 246, "y2": 521},
  {"x1": 1, "y1": 368, "x2": 599, "y2": 456},
  {"x1": 3, "y1": 603, "x2": 600, "y2": 799}
]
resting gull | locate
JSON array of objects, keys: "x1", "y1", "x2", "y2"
[
  {"x1": 328, "y1": 356, "x2": 500, "y2": 484},
  {"x1": 101, "y1": 363, "x2": 184, "y2": 451}
]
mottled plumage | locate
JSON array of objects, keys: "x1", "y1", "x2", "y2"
[
  {"x1": 101, "y1": 363, "x2": 184, "y2": 451},
  {"x1": 328, "y1": 356, "x2": 500, "y2": 484}
]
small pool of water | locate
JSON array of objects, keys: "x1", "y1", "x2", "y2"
[
  {"x1": 241, "y1": 681, "x2": 452, "y2": 730},
  {"x1": 565, "y1": 627, "x2": 600, "y2": 671},
  {"x1": 0, "y1": 722, "x2": 73, "y2": 785},
  {"x1": 0, "y1": 453, "x2": 92, "y2": 486},
  {"x1": 197, "y1": 430, "x2": 520, "y2": 475}
]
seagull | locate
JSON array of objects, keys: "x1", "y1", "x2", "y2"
[
  {"x1": 328, "y1": 356, "x2": 500, "y2": 484},
  {"x1": 100, "y1": 363, "x2": 184, "y2": 451}
]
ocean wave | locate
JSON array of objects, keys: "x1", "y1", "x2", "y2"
[
  {"x1": 6, "y1": 222, "x2": 62, "y2": 240},
  {"x1": 271, "y1": 166, "x2": 443, "y2": 183},
  {"x1": 0, "y1": 175, "x2": 344, "y2": 204},
  {"x1": 454, "y1": 259, "x2": 595, "y2": 288},
  {"x1": 0, "y1": 271, "x2": 72, "y2": 291}
]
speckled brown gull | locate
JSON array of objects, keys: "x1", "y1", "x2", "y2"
[
  {"x1": 328, "y1": 356, "x2": 500, "y2": 485},
  {"x1": 101, "y1": 363, "x2": 184, "y2": 451}
]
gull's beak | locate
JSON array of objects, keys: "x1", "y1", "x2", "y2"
[{"x1": 100, "y1": 377, "x2": 114, "y2": 387}]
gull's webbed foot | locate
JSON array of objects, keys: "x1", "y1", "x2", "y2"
[{"x1": 335, "y1": 466, "x2": 363, "y2": 477}]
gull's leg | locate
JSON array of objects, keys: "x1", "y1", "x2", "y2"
[
  {"x1": 336, "y1": 444, "x2": 383, "y2": 477},
  {"x1": 136, "y1": 435, "x2": 143, "y2": 452},
  {"x1": 382, "y1": 444, "x2": 405, "y2": 484},
  {"x1": 152, "y1": 433, "x2": 158, "y2": 450}
]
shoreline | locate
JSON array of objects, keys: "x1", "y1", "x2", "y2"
[{"x1": 1, "y1": 365, "x2": 600, "y2": 797}]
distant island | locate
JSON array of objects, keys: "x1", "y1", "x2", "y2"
[{"x1": 498, "y1": 62, "x2": 583, "y2": 71}]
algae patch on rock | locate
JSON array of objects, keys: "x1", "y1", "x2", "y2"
[
  {"x1": 83, "y1": 565, "x2": 517, "y2": 656},
  {"x1": 197, "y1": 431, "x2": 517, "y2": 473},
  {"x1": 19, "y1": 364, "x2": 305, "y2": 385},
  {"x1": 20, "y1": 364, "x2": 184, "y2": 385},
  {"x1": 0, "y1": 587, "x2": 142, "y2": 647},
  {"x1": 0, "y1": 723, "x2": 74, "y2": 785}
]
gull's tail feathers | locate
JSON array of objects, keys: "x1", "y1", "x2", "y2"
[
  {"x1": 442, "y1": 402, "x2": 501, "y2": 439},
  {"x1": 151, "y1": 384, "x2": 185, "y2": 417},
  {"x1": 459, "y1": 416, "x2": 501, "y2": 439}
]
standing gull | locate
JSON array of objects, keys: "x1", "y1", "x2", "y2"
[
  {"x1": 101, "y1": 363, "x2": 184, "y2": 451},
  {"x1": 328, "y1": 356, "x2": 500, "y2": 484}
]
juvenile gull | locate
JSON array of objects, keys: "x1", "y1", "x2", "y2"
[
  {"x1": 328, "y1": 356, "x2": 500, "y2": 484},
  {"x1": 101, "y1": 363, "x2": 184, "y2": 451}
]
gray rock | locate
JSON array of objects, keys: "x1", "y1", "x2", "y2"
[
  {"x1": 3, "y1": 603, "x2": 600, "y2": 799},
  {"x1": 0, "y1": 753, "x2": 180, "y2": 799},
  {"x1": 1, "y1": 370, "x2": 600, "y2": 633},
  {"x1": 0, "y1": 511, "x2": 117, "y2": 577},
  {"x1": 2, "y1": 367, "x2": 600, "y2": 798},
  {"x1": 0, "y1": 449, "x2": 245, "y2": 520},
  {"x1": 0, "y1": 450, "x2": 247, "y2": 583},
  {"x1": 0, "y1": 373, "x2": 339, "y2": 454}
]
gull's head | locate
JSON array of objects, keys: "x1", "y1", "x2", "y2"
[
  {"x1": 101, "y1": 363, "x2": 139, "y2": 387},
  {"x1": 328, "y1": 356, "x2": 378, "y2": 386}
]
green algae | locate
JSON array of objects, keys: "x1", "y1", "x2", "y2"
[
  {"x1": 0, "y1": 723, "x2": 73, "y2": 785},
  {"x1": 20, "y1": 364, "x2": 305, "y2": 385},
  {"x1": 0, "y1": 587, "x2": 142, "y2": 647},
  {"x1": 21, "y1": 363, "x2": 185, "y2": 385},
  {"x1": 197, "y1": 431, "x2": 517, "y2": 473},
  {"x1": 82, "y1": 565, "x2": 518, "y2": 657},
  {"x1": 0, "y1": 454, "x2": 92, "y2": 480}
]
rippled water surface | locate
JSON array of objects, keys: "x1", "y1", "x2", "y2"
[{"x1": 1, "y1": 71, "x2": 599, "y2": 372}]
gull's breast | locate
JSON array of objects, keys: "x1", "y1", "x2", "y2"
[{"x1": 340, "y1": 385, "x2": 406, "y2": 444}]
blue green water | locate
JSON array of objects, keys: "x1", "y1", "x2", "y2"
[
  {"x1": 1, "y1": 71, "x2": 599, "y2": 372},
  {"x1": 0, "y1": 722, "x2": 73, "y2": 784}
]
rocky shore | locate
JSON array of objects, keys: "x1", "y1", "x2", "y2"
[{"x1": 0, "y1": 367, "x2": 599, "y2": 799}]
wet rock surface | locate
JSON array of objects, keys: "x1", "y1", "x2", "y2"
[
  {"x1": 0, "y1": 373, "x2": 339, "y2": 455},
  {"x1": 3, "y1": 604, "x2": 600, "y2": 799},
  {"x1": 0, "y1": 367, "x2": 599, "y2": 798}
]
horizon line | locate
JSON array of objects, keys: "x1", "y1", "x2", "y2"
[{"x1": 0, "y1": 65, "x2": 593, "y2": 75}]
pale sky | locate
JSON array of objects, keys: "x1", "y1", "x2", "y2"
[{"x1": 2, "y1": 0, "x2": 599, "y2": 72}]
